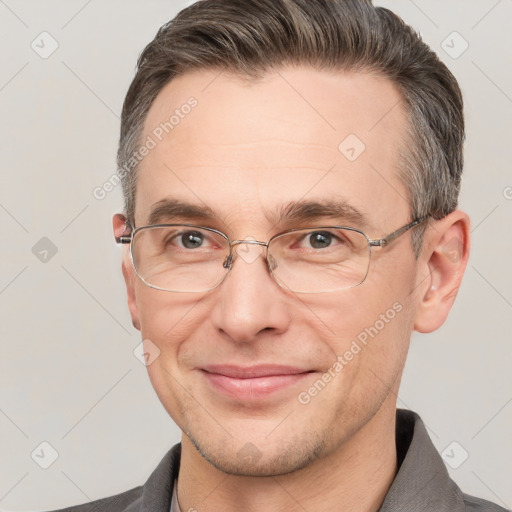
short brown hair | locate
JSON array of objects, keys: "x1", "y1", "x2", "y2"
[{"x1": 118, "y1": 0, "x2": 464, "y2": 251}]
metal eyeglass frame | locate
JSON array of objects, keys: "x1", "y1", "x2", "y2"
[{"x1": 115, "y1": 217, "x2": 427, "y2": 293}]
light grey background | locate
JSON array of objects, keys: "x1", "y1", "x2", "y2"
[{"x1": 0, "y1": 1, "x2": 511, "y2": 510}]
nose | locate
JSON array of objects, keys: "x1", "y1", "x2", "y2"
[{"x1": 210, "y1": 243, "x2": 292, "y2": 344}]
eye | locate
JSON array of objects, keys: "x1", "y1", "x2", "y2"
[
  {"x1": 298, "y1": 230, "x2": 349, "y2": 250},
  {"x1": 155, "y1": 227, "x2": 227, "y2": 254},
  {"x1": 272, "y1": 229, "x2": 357, "y2": 256},
  {"x1": 306, "y1": 231, "x2": 334, "y2": 249},
  {"x1": 177, "y1": 230, "x2": 205, "y2": 249}
]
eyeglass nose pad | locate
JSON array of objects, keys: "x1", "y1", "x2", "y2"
[
  {"x1": 223, "y1": 252, "x2": 235, "y2": 269},
  {"x1": 267, "y1": 253, "x2": 278, "y2": 272}
]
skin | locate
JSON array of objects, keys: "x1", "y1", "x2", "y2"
[{"x1": 113, "y1": 67, "x2": 470, "y2": 512}]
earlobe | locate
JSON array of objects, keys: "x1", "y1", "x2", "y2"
[{"x1": 413, "y1": 211, "x2": 470, "y2": 333}]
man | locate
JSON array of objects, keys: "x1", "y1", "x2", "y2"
[{"x1": 51, "y1": 0, "x2": 506, "y2": 510}]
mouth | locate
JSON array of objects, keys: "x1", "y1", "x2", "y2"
[{"x1": 200, "y1": 365, "x2": 314, "y2": 400}]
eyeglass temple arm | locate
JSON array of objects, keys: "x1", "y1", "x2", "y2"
[
  {"x1": 115, "y1": 222, "x2": 133, "y2": 244},
  {"x1": 368, "y1": 218, "x2": 426, "y2": 248},
  {"x1": 116, "y1": 236, "x2": 132, "y2": 244}
]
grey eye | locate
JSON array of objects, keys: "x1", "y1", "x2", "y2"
[
  {"x1": 181, "y1": 231, "x2": 204, "y2": 249},
  {"x1": 308, "y1": 231, "x2": 332, "y2": 249}
]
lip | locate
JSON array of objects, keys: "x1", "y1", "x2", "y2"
[{"x1": 200, "y1": 365, "x2": 313, "y2": 400}]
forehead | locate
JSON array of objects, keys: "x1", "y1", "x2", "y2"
[{"x1": 135, "y1": 66, "x2": 409, "y2": 231}]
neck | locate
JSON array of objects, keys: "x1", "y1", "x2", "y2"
[{"x1": 177, "y1": 404, "x2": 398, "y2": 512}]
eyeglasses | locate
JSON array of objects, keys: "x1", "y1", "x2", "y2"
[{"x1": 116, "y1": 218, "x2": 426, "y2": 293}]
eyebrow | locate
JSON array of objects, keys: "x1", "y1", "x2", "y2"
[
  {"x1": 147, "y1": 199, "x2": 216, "y2": 226},
  {"x1": 146, "y1": 197, "x2": 368, "y2": 229},
  {"x1": 272, "y1": 199, "x2": 368, "y2": 228}
]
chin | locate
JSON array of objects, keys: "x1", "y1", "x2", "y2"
[{"x1": 188, "y1": 430, "x2": 328, "y2": 477}]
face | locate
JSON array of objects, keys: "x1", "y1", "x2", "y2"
[{"x1": 117, "y1": 67, "x2": 423, "y2": 476}]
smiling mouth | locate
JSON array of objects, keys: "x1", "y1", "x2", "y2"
[{"x1": 200, "y1": 365, "x2": 314, "y2": 400}]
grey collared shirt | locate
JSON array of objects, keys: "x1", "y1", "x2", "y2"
[{"x1": 49, "y1": 409, "x2": 508, "y2": 511}]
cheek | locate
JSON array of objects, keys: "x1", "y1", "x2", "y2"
[
  {"x1": 135, "y1": 285, "x2": 206, "y2": 357},
  {"x1": 313, "y1": 255, "x2": 416, "y2": 380},
  {"x1": 136, "y1": 288, "x2": 211, "y2": 425},
  {"x1": 312, "y1": 296, "x2": 412, "y2": 425},
  {"x1": 326, "y1": 294, "x2": 409, "y2": 370}
]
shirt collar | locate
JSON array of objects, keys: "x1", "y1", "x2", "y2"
[{"x1": 378, "y1": 409, "x2": 466, "y2": 511}]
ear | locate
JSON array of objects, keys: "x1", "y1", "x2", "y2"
[
  {"x1": 113, "y1": 213, "x2": 141, "y2": 331},
  {"x1": 413, "y1": 210, "x2": 470, "y2": 333}
]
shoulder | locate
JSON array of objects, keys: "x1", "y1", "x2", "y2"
[
  {"x1": 462, "y1": 492, "x2": 510, "y2": 512},
  {"x1": 44, "y1": 485, "x2": 143, "y2": 512},
  {"x1": 390, "y1": 410, "x2": 509, "y2": 512},
  {"x1": 41, "y1": 443, "x2": 181, "y2": 512}
]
